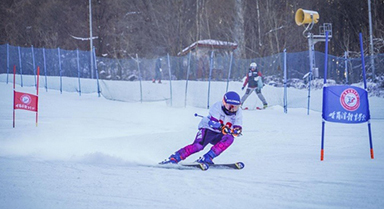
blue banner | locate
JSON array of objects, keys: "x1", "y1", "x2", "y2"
[{"x1": 322, "y1": 86, "x2": 370, "y2": 123}]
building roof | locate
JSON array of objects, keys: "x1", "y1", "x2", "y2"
[{"x1": 177, "y1": 39, "x2": 238, "y2": 56}]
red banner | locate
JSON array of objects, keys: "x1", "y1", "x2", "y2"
[{"x1": 14, "y1": 91, "x2": 38, "y2": 112}]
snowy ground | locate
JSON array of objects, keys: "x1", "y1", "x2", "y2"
[{"x1": 1, "y1": 77, "x2": 384, "y2": 209}]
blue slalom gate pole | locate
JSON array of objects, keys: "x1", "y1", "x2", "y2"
[
  {"x1": 368, "y1": 121, "x2": 374, "y2": 159},
  {"x1": 359, "y1": 32, "x2": 374, "y2": 159},
  {"x1": 321, "y1": 120, "x2": 325, "y2": 161},
  {"x1": 321, "y1": 31, "x2": 329, "y2": 161}
]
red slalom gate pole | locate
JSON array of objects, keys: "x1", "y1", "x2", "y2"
[
  {"x1": 13, "y1": 65, "x2": 16, "y2": 128},
  {"x1": 36, "y1": 66, "x2": 40, "y2": 127}
]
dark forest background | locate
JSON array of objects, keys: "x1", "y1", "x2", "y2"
[{"x1": 1, "y1": 0, "x2": 383, "y2": 59}]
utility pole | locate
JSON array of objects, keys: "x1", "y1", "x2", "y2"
[{"x1": 368, "y1": 0, "x2": 375, "y2": 80}]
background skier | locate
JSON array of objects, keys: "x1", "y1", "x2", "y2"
[
  {"x1": 152, "y1": 57, "x2": 162, "y2": 83},
  {"x1": 241, "y1": 62, "x2": 268, "y2": 109},
  {"x1": 161, "y1": 91, "x2": 243, "y2": 165}
]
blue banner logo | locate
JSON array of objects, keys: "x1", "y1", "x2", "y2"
[{"x1": 340, "y1": 88, "x2": 360, "y2": 111}]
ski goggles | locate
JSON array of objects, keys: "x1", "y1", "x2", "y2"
[{"x1": 223, "y1": 101, "x2": 240, "y2": 112}]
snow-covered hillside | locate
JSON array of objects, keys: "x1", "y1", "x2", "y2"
[{"x1": 1, "y1": 76, "x2": 384, "y2": 209}]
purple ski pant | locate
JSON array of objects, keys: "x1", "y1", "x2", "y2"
[{"x1": 176, "y1": 128, "x2": 234, "y2": 160}]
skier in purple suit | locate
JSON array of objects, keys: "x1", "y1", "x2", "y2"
[{"x1": 161, "y1": 91, "x2": 243, "y2": 165}]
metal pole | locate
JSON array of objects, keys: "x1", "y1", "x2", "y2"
[
  {"x1": 360, "y1": 33, "x2": 368, "y2": 89},
  {"x1": 36, "y1": 66, "x2": 40, "y2": 127},
  {"x1": 77, "y1": 49, "x2": 82, "y2": 96},
  {"x1": 13, "y1": 65, "x2": 16, "y2": 128},
  {"x1": 136, "y1": 54, "x2": 143, "y2": 103},
  {"x1": 89, "y1": 0, "x2": 94, "y2": 79},
  {"x1": 344, "y1": 51, "x2": 348, "y2": 84},
  {"x1": 167, "y1": 53, "x2": 173, "y2": 106},
  {"x1": 226, "y1": 51, "x2": 233, "y2": 92},
  {"x1": 93, "y1": 47, "x2": 100, "y2": 97},
  {"x1": 43, "y1": 48, "x2": 48, "y2": 91},
  {"x1": 307, "y1": 34, "x2": 314, "y2": 115},
  {"x1": 58, "y1": 47, "x2": 62, "y2": 94},
  {"x1": 368, "y1": 0, "x2": 375, "y2": 80},
  {"x1": 18, "y1": 46, "x2": 23, "y2": 87},
  {"x1": 31, "y1": 45, "x2": 36, "y2": 87},
  {"x1": 184, "y1": 51, "x2": 192, "y2": 107},
  {"x1": 207, "y1": 51, "x2": 214, "y2": 109},
  {"x1": 6, "y1": 43, "x2": 9, "y2": 84},
  {"x1": 324, "y1": 31, "x2": 329, "y2": 84},
  {"x1": 284, "y1": 49, "x2": 287, "y2": 109}
]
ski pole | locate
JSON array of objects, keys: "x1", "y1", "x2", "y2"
[{"x1": 194, "y1": 113, "x2": 204, "y2": 118}]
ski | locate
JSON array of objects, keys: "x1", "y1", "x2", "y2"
[
  {"x1": 153, "y1": 164, "x2": 197, "y2": 170},
  {"x1": 209, "y1": 162, "x2": 245, "y2": 170},
  {"x1": 182, "y1": 162, "x2": 245, "y2": 170},
  {"x1": 180, "y1": 163, "x2": 209, "y2": 171},
  {"x1": 157, "y1": 161, "x2": 209, "y2": 171},
  {"x1": 157, "y1": 161, "x2": 244, "y2": 171}
]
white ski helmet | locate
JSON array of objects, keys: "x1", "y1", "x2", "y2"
[{"x1": 250, "y1": 62, "x2": 257, "y2": 69}]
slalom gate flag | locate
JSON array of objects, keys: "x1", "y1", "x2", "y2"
[
  {"x1": 322, "y1": 86, "x2": 370, "y2": 124},
  {"x1": 320, "y1": 32, "x2": 374, "y2": 161},
  {"x1": 14, "y1": 91, "x2": 38, "y2": 112},
  {"x1": 13, "y1": 65, "x2": 40, "y2": 127}
]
